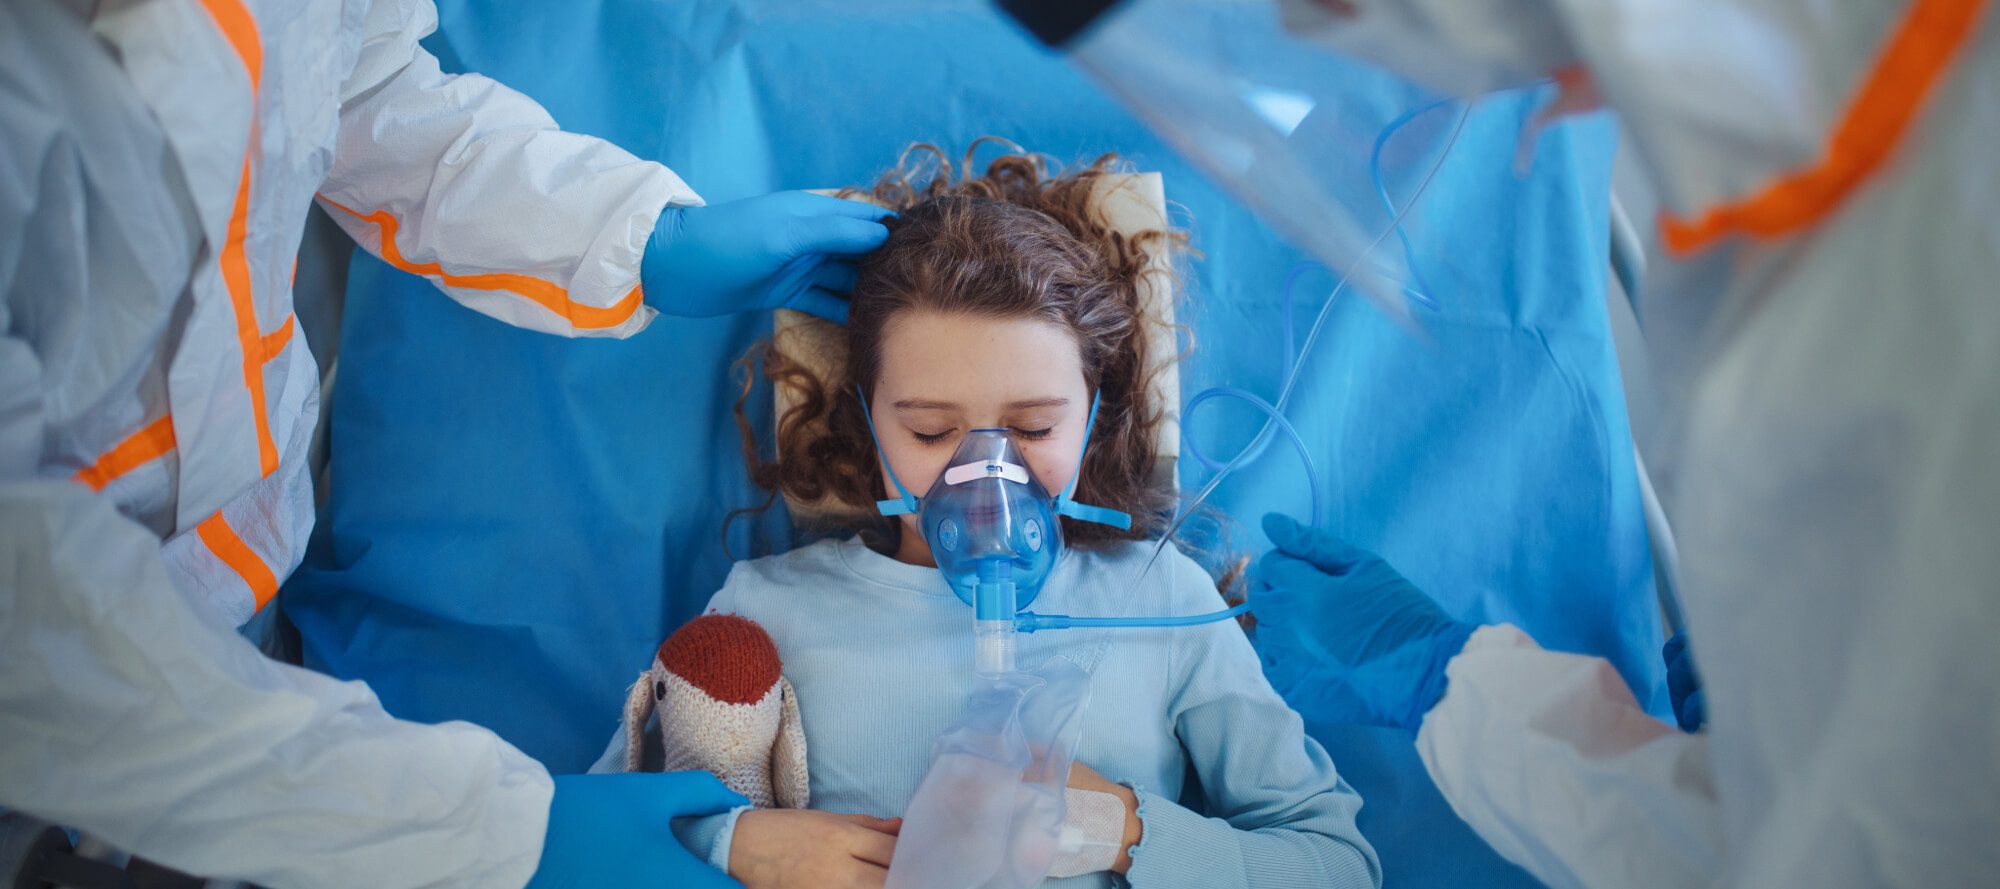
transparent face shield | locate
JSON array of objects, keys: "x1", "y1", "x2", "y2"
[{"x1": 998, "y1": 0, "x2": 1469, "y2": 322}]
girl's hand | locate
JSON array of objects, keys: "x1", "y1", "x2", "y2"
[
  {"x1": 728, "y1": 809, "x2": 902, "y2": 889},
  {"x1": 1067, "y1": 762, "x2": 1143, "y2": 874}
]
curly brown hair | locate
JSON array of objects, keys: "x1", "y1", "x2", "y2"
[{"x1": 732, "y1": 143, "x2": 1188, "y2": 549}]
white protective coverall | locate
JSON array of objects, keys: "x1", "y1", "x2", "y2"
[
  {"x1": 0, "y1": 0, "x2": 696, "y2": 885},
  {"x1": 1286, "y1": 1, "x2": 2000, "y2": 887}
]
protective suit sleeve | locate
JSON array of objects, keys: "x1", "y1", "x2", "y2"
[
  {"x1": 0, "y1": 34, "x2": 556, "y2": 882},
  {"x1": 318, "y1": 0, "x2": 699, "y2": 339},
  {"x1": 1416, "y1": 625, "x2": 1724, "y2": 889},
  {"x1": 1122, "y1": 553, "x2": 1382, "y2": 888},
  {"x1": 0, "y1": 481, "x2": 554, "y2": 889},
  {"x1": 1283, "y1": 0, "x2": 1916, "y2": 228}
]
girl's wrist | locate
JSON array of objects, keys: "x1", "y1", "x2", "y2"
[{"x1": 1111, "y1": 784, "x2": 1142, "y2": 874}]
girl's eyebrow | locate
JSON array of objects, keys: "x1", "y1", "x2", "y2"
[
  {"x1": 891, "y1": 397, "x2": 1070, "y2": 411},
  {"x1": 1005, "y1": 397, "x2": 1071, "y2": 410}
]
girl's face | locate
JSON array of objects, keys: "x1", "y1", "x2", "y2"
[{"x1": 871, "y1": 309, "x2": 1092, "y2": 560}]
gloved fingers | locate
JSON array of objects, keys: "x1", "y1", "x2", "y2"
[
  {"x1": 787, "y1": 288, "x2": 852, "y2": 324},
  {"x1": 1262, "y1": 616, "x2": 1347, "y2": 677},
  {"x1": 1262, "y1": 511, "x2": 1308, "y2": 550},
  {"x1": 1249, "y1": 548, "x2": 1403, "y2": 627},
  {"x1": 810, "y1": 259, "x2": 861, "y2": 295},
  {"x1": 785, "y1": 214, "x2": 893, "y2": 257},
  {"x1": 774, "y1": 190, "x2": 899, "y2": 222},
  {"x1": 1255, "y1": 626, "x2": 1409, "y2": 728},
  {"x1": 1274, "y1": 671, "x2": 1387, "y2": 730},
  {"x1": 759, "y1": 254, "x2": 824, "y2": 308},
  {"x1": 1665, "y1": 655, "x2": 1697, "y2": 700},
  {"x1": 1260, "y1": 512, "x2": 1374, "y2": 572},
  {"x1": 1252, "y1": 624, "x2": 1318, "y2": 691},
  {"x1": 635, "y1": 770, "x2": 750, "y2": 818},
  {"x1": 766, "y1": 254, "x2": 859, "y2": 323},
  {"x1": 1251, "y1": 547, "x2": 1354, "y2": 605},
  {"x1": 1662, "y1": 630, "x2": 1689, "y2": 664},
  {"x1": 1666, "y1": 644, "x2": 1707, "y2": 732},
  {"x1": 1244, "y1": 555, "x2": 1319, "y2": 624},
  {"x1": 1260, "y1": 635, "x2": 1429, "y2": 731},
  {"x1": 1664, "y1": 634, "x2": 1701, "y2": 702},
  {"x1": 1677, "y1": 688, "x2": 1708, "y2": 733}
]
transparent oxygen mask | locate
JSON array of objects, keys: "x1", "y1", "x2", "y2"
[
  {"x1": 921, "y1": 429, "x2": 1062, "y2": 611},
  {"x1": 917, "y1": 429, "x2": 1063, "y2": 675}
]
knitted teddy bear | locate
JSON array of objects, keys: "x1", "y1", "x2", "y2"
[{"x1": 622, "y1": 613, "x2": 809, "y2": 808}]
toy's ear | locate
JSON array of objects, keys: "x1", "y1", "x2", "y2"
[
  {"x1": 772, "y1": 676, "x2": 810, "y2": 808},
  {"x1": 623, "y1": 664, "x2": 662, "y2": 773}
]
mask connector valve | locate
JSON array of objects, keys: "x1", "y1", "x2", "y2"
[{"x1": 973, "y1": 558, "x2": 1019, "y2": 677}]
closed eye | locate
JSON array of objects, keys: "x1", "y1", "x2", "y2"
[
  {"x1": 912, "y1": 429, "x2": 954, "y2": 445},
  {"x1": 1013, "y1": 427, "x2": 1055, "y2": 441}
]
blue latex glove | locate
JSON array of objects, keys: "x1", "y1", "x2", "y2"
[
  {"x1": 642, "y1": 191, "x2": 893, "y2": 323},
  {"x1": 525, "y1": 771, "x2": 747, "y2": 889},
  {"x1": 1662, "y1": 631, "x2": 1708, "y2": 732},
  {"x1": 1250, "y1": 513, "x2": 1479, "y2": 730}
]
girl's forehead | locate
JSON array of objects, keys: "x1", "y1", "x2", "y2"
[{"x1": 877, "y1": 311, "x2": 1088, "y2": 408}]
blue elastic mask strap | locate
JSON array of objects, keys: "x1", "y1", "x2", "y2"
[
  {"x1": 1058, "y1": 500, "x2": 1134, "y2": 530},
  {"x1": 856, "y1": 385, "x2": 919, "y2": 516},
  {"x1": 1053, "y1": 390, "x2": 1133, "y2": 531}
]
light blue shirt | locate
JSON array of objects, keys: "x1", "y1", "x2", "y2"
[{"x1": 674, "y1": 537, "x2": 1381, "y2": 888}]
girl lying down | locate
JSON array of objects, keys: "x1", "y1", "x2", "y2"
[{"x1": 607, "y1": 146, "x2": 1382, "y2": 889}]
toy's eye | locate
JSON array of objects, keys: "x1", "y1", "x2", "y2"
[{"x1": 653, "y1": 680, "x2": 666, "y2": 700}]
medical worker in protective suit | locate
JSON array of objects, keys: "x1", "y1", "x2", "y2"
[
  {"x1": 1226, "y1": 2, "x2": 2000, "y2": 888},
  {"x1": 0, "y1": 0, "x2": 891, "y2": 886}
]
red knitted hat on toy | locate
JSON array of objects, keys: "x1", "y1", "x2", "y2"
[
  {"x1": 656, "y1": 613, "x2": 784, "y2": 704},
  {"x1": 626, "y1": 612, "x2": 809, "y2": 808}
]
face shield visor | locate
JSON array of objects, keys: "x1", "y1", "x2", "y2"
[{"x1": 997, "y1": 0, "x2": 1476, "y2": 320}]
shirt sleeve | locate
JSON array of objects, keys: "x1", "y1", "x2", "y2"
[
  {"x1": 1123, "y1": 552, "x2": 1383, "y2": 888},
  {"x1": 318, "y1": 0, "x2": 700, "y2": 339},
  {"x1": 1415, "y1": 625, "x2": 1723, "y2": 889}
]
